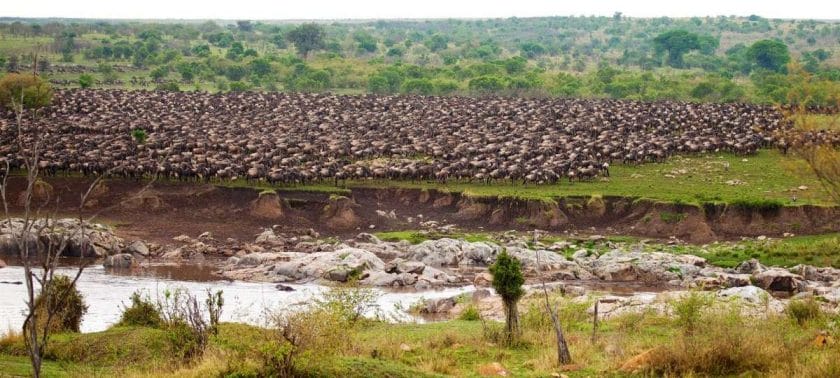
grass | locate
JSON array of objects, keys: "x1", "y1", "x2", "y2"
[
  {"x1": 7, "y1": 149, "x2": 836, "y2": 206},
  {"x1": 226, "y1": 150, "x2": 834, "y2": 206},
  {"x1": 666, "y1": 233, "x2": 840, "y2": 268},
  {"x1": 375, "y1": 230, "x2": 494, "y2": 244},
  {"x1": 2, "y1": 296, "x2": 836, "y2": 377}
]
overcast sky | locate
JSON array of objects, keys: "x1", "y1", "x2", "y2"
[{"x1": 1, "y1": 0, "x2": 838, "y2": 21}]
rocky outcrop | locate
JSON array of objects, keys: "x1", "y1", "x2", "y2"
[
  {"x1": 0, "y1": 218, "x2": 125, "y2": 257},
  {"x1": 219, "y1": 235, "x2": 840, "y2": 298}
]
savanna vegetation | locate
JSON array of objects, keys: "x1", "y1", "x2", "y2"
[
  {"x1": 0, "y1": 284, "x2": 838, "y2": 377},
  {"x1": 0, "y1": 16, "x2": 838, "y2": 105}
]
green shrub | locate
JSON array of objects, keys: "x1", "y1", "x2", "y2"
[
  {"x1": 118, "y1": 291, "x2": 162, "y2": 328},
  {"x1": 34, "y1": 275, "x2": 88, "y2": 333},
  {"x1": 458, "y1": 305, "x2": 481, "y2": 321},
  {"x1": 785, "y1": 298, "x2": 823, "y2": 325},
  {"x1": 670, "y1": 292, "x2": 713, "y2": 333}
]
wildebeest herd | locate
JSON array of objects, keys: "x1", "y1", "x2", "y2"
[{"x1": 0, "y1": 89, "x2": 809, "y2": 185}]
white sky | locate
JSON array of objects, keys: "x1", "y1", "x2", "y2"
[{"x1": 1, "y1": 0, "x2": 838, "y2": 21}]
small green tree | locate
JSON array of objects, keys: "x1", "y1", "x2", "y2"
[
  {"x1": 747, "y1": 39, "x2": 790, "y2": 73},
  {"x1": 78, "y1": 74, "x2": 94, "y2": 89},
  {"x1": 33, "y1": 275, "x2": 88, "y2": 333},
  {"x1": 286, "y1": 23, "x2": 326, "y2": 58},
  {"x1": 489, "y1": 250, "x2": 525, "y2": 345},
  {"x1": 653, "y1": 30, "x2": 701, "y2": 68},
  {"x1": 0, "y1": 73, "x2": 52, "y2": 109},
  {"x1": 132, "y1": 128, "x2": 148, "y2": 144}
]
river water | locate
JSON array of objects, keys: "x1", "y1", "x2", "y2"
[{"x1": 0, "y1": 265, "x2": 476, "y2": 333}]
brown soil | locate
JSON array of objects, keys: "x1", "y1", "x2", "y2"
[{"x1": 5, "y1": 177, "x2": 840, "y2": 244}]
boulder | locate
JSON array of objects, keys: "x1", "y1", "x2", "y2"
[
  {"x1": 125, "y1": 240, "x2": 150, "y2": 257},
  {"x1": 355, "y1": 233, "x2": 382, "y2": 244},
  {"x1": 474, "y1": 272, "x2": 493, "y2": 287},
  {"x1": 735, "y1": 259, "x2": 766, "y2": 275},
  {"x1": 753, "y1": 268, "x2": 804, "y2": 293},
  {"x1": 593, "y1": 263, "x2": 638, "y2": 281},
  {"x1": 0, "y1": 258, "x2": 5, "y2": 268},
  {"x1": 421, "y1": 297, "x2": 456, "y2": 314},
  {"x1": 717, "y1": 286, "x2": 770, "y2": 304},
  {"x1": 406, "y1": 238, "x2": 501, "y2": 267},
  {"x1": 103, "y1": 253, "x2": 135, "y2": 269},
  {"x1": 273, "y1": 248, "x2": 385, "y2": 282}
]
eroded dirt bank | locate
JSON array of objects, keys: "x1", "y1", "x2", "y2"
[{"x1": 6, "y1": 176, "x2": 840, "y2": 244}]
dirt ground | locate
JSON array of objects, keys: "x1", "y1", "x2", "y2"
[{"x1": 5, "y1": 176, "x2": 840, "y2": 246}]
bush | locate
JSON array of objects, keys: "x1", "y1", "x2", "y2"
[
  {"x1": 647, "y1": 313, "x2": 793, "y2": 376},
  {"x1": 785, "y1": 298, "x2": 823, "y2": 325},
  {"x1": 458, "y1": 305, "x2": 481, "y2": 321},
  {"x1": 34, "y1": 275, "x2": 88, "y2": 333},
  {"x1": 118, "y1": 291, "x2": 162, "y2": 328},
  {"x1": 315, "y1": 284, "x2": 379, "y2": 323},
  {"x1": 670, "y1": 292, "x2": 713, "y2": 333},
  {"x1": 0, "y1": 73, "x2": 52, "y2": 109}
]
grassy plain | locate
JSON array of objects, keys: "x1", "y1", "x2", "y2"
[{"x1": 1, "y1": 294, "x2": 837, "y2": 377}]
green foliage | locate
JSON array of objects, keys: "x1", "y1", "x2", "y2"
[
  {"x1": 458, "y1": 305, "x2": 481, "y2": 321},
  {"x1": 131, "y1": 128, "x2": 148, "y2": 144},
  {"x1": 468, "y1": 75, "x2": 507, "y2": 93},
  {"x1": 670, "y1": 292, "x2": 713, "y2": 333},
  {"x1": 118, "y1": 291, "x2": 162, "y2": 328},
  {"x1": 748, "y1": 39, "x2": 791, "y2": 73},
  {"x1": 286, "y1": 23, "x2": 326, "y2": 58},
  {"x1": 653, "y1": 30, "x2": 701, "y2": 67},
  {"x1": 489, "y1": 250, "x2": 525, "y2": 304},
  {"x1": 33, "y1": 275, "x2": 88, "y2": 334},
  {"x1": 785, "y1": 298, "x2": 823, "y2": 325},
  {"x1": 0, "y1": 73, "x2": 52, "y2": 109},
  {"x1": 78, "y1": 74, "x2": 94, "y2": 89}
]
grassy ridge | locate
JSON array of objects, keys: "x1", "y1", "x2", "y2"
[
  {"x1": 1, "y1": 299, "x2": 838, "y2": 377},
  {"x1": 284, "y1": 150, "x2": 831, "y2": 205}
]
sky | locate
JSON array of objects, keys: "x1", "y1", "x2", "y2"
[{"x1": 1, "y1": 0, "x2": 838, "y2": 21}]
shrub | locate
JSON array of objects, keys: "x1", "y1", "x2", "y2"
[
  {"x1": 785, "y1": 298, "x2": 823, "y2": 325},
  {"x1": 118, "y1": 291, "x2": 162, "y2": 328},
  {"x1": 458, "y1": 305, "x2": 481, "y2": 321},
  {"x1": 647, "y1": 313, "x2": 792, "y2": 376},
  {"x1": 33, "y1": 275, "x2": 88, "y2": 333},
  {"x1": 315, "y1": 284, "x2": 379, "y2": 323},
  {"x1": 0, "y1": 73, "x2": 52, "y2": 109},
  {"x1": 670, "y1": 292, "x2": 713, "y2": 333}
]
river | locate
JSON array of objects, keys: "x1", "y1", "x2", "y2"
[{"x1": 0, "y1": 264, "x2": 476, "y2": 333}]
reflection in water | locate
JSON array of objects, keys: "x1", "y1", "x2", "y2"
[{"x1": 0, "y1": 265, "x2": 475, "y2": 333}]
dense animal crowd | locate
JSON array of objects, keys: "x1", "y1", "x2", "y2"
[{"x1": 0, "y1": 89, "x2": 800, "y2": 184}]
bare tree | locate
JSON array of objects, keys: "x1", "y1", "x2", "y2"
[
  {"x1": 783, "y1": 64, "x2": 840, "y2": 205},
  {"x1": 533, "y1": 230, "x2": 572, "y2": 365},
  {"x1": 0, "y1": 76, "x2": 157, "y2": 377}
]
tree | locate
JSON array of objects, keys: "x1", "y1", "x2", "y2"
[
  {"x1": 469, "y1": 75, "x2": 507, "y2": 94},
  {"x1": 78, "y1": 74, "x2": 94, "y2": 89},
  {"x1": 747, "y1": 39, "x2": 791, "y2": 73},
  {"x1": 653, "y1": 30, "x2": 701, "y2": 68},
  {"x1": 489, "y1": 250, "x2": 525, "y2": 345},
  {"x1": 0, "y1": 76, "x2": 140, "y2": 378},
  {"x1": 519, "y1": 42, "x2": 547, "y2": 58},
  {"x1": 236, "y1": 20, "x2": 254, "y2": 32},
  {"x1": 424, "y1": 34, "x2": 448, "y2": 52},
  {"x1": 286, "y1": 24, "x2": 326, "y2": 58},
  {"x1": 0, "y1": 74, "x2": 52, "y2": 109}
]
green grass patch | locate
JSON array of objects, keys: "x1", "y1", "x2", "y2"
[{"x1": 669, "y1": 233, "x2": 840, "y2": 268}]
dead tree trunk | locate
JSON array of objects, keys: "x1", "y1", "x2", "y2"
[{"x1": 534, "y1": 230, "x2": 572, "y2": 365}]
